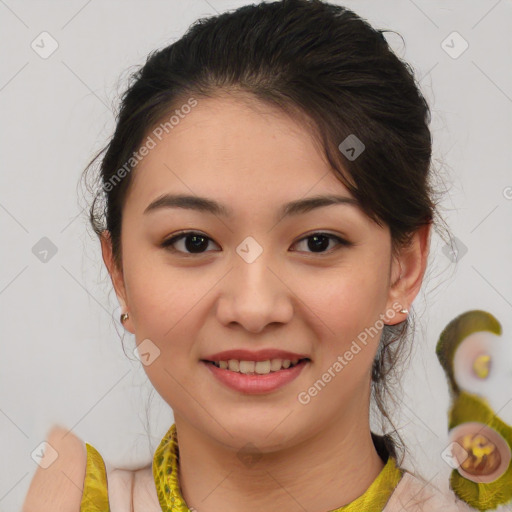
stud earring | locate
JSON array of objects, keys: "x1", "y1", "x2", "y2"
[
  {"x1": 399, "y1": 308, "x2": 409, "y2": 314},
  {"x1": 120, "y1": 312, "x2": 129, "y2": 323}
]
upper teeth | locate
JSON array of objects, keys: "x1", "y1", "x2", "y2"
[{"x1": 212, "y1": 358, "x2": 301, "y2": 374}]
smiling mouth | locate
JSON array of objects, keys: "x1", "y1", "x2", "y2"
[{"x1": 201, "y1": 358, "x2": 310, "y2": 375}]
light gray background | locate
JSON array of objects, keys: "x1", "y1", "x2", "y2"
[{"x1": 1, "y1": 1, "x2": 512, "y2": 510}]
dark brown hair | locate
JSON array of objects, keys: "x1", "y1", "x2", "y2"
[{"x1": 82, "y1": 0, "x2": 451, "y2": 465}]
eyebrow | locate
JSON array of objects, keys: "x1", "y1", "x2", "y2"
[{"x1": 143, "y1": 193, "x2": 359, "y2": 220}]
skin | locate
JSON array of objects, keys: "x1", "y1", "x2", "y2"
[{"x1": 101, "y1": 91, "x2": 431, "y2": 512}]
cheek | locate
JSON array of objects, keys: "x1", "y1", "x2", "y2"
[
  {"x1": 123, "y1": 259, "x2": 201, "y2": 406},
  {"x1": 306, "y1": 258, "x2": 390, "y2": 328},
  {"x1": 301, "y1": 257, "x2": 390, "y2": 373},
  {"x1": 120, "y1": 233, "x2": 200, "y2": 335}
]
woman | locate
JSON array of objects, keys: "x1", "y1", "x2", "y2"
[{"x1": 23, "y1": 0, "x2": 477, "y2": 510}]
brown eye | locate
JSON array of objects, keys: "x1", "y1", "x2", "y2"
[
  {"x1": 291, "y1": 233, "x2": 352, "y2": 255},
  {"x1": 161, "y1": 231, "x2": 219, "y2": 255}
]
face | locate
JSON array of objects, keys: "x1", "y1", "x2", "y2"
[{"x1": 102, "y1": 93, "x2": 426, "y2": 451}]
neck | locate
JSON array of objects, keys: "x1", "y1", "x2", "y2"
[{"x1": 174, "y1": 399, "x2": 386, "y2": 512}]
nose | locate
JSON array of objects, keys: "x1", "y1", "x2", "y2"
[{"x1": 215, "y1": 250, "x2": 294, "y2": 334}]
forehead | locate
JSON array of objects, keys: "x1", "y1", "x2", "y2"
[{"x1": 125, "y1": 93, "x2": 354, "y2": 214}]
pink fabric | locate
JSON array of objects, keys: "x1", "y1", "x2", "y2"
[{"x1": 384, "y1": 471, "x2": 478, "y2": 512}]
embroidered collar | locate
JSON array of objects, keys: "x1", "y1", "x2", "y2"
[{"x1": 153, "y1": 424, "x2": 403, "y2": 512}]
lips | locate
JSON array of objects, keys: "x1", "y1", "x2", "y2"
[
  {"x1": 203, "y1": 357, "x2": 309, "y2": 393},
  {"x1": 201, "y1": 348, "x2": 311, "y2": 362}
]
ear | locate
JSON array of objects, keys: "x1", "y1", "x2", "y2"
[
  {"x1": 384, "y1": 222, "x2": 431, "y2": 325},
  {"x1": 100, "y1": 230, "x2": 134, "y2": 333}
]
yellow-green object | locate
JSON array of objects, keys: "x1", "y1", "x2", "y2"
[
  {"x1": 449, "y1": 392, "x2": 512, "y2": 510},
  {"x1": 436, "y1": 310, "x2": 502, "y2": 395},
  {"x1": 80, "y1": 443, "x2": 111, "y2": 511},
  {"x1": 436, "y1": 310, "x2": 512, "y2": 511}
]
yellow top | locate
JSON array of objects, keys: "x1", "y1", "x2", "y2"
[
  {"x1": 80, "y1": 442, "x2": 111, "y2": 511},
  {"x1": 81, "y1": 424, "x2": 404, "y2": 511}
]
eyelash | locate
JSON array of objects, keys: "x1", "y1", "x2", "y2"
[{"x1": 160, "y1": 230, "x2": 352, "y2": 256}]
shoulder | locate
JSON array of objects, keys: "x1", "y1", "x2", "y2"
[
  {"x1": 384, "y1": 471, "x2": 479, "y2": 512},
  {"x1": 22, "y1": 426, "x2": 161, "y2": 512},
  {"x1": 22, "y1": 425, "x2": 87, "y2": 512}
]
